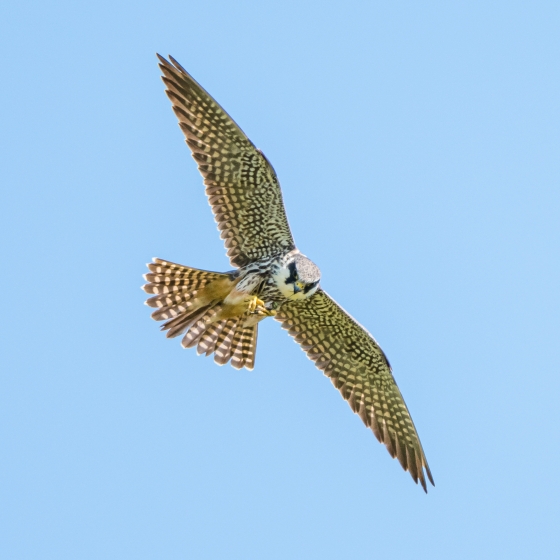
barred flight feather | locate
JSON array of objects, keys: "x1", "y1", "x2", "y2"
[
  {"x1": 213, "y1": 319, "x2": 238, "y2": 366},
  {"x1": 144, "y1": 260, "x2": 259, "y2": 370},
  {"x1": 157, "y1": 55, "x2": 295, "y2": 268},
  {"x1": 181, "y1": 306, "x2": 220, "y2": 349},
  {"x1": 200, "y1": 321, "x2": 227, "y2": 357},
  {"x1": 164, "y1": 305, "x2": 214, "y2": 339}
]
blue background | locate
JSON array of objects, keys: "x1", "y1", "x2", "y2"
[{"x1": 2, "y1": 1, "x2": 559, "y2": 558}]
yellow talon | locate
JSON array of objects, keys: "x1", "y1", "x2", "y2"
[
  {"x1": 247, "y1": 296, "x2": 265, "y2": 313},
  {"x1": 258, "y1": 306, "x2": 276, "y2": 317},
  {"x1": 248, "y1": 296, "x2": 275, "y2": 316}
]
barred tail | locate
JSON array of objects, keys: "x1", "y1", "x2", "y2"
[{"x1": 142, "y1": 258, "x2": 258, "y2": 370}]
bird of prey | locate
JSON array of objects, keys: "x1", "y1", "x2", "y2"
[{"x1": 143, "y1": 54, "x2": 434, "y2": 492}]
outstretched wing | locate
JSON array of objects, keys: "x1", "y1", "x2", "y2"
[
  {"x1": 158, "y1": 55, "x2": 296, "y2": 268},
  {"x1": 276, "y1": 289, "x2": 434, "y2": 492}
]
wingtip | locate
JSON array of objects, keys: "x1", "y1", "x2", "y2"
[
  {"x1": 417, "y1": 465, "x2": 434, "y2": 493},
  {"x1": 426, "y1": 466, "x2": 435, "y2": 487},
  {"x1": 157, "y1": 53, "x2": 188, "y2": 76},
  {"x1": 168, "y1": 54, "x2": 188, "y2": 74}
]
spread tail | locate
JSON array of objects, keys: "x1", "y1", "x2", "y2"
[{"x1": 143, "y1": 258, "x2": 258, "y2": 370}]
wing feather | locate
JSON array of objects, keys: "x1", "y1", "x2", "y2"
[
  {"x1": 157, "y1": 54, "x2": 296, "y2": 268},
  {"x1": 276, "y1": 289, "x2": 434, "y2": 492}
]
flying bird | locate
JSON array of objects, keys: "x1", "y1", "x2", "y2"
[{"x1": 143, "y1": 54, "x2": 434, "y2": 492}]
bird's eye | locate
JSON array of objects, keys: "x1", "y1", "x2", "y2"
[{"x1": 303, "y1": 281, "x2": 318, "y2": 294}]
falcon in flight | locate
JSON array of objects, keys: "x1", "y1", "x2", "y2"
[{"x1": 144, "y1": 55, "x2": 434, "y2": 492}]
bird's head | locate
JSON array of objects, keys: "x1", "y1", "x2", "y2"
[{"x1": 274, "y1": 252, "x2": 321, "y2": 300}]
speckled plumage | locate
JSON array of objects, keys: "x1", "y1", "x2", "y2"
[
  {"x1": 276, "y1": 290, "x2": 433, "y2": 491},
  {"x1": 143, "y1": 55, "x2": 434, "y2": 491},
  {"x1": 158, "y1": 54, "x2": 295, "y2": 268}
]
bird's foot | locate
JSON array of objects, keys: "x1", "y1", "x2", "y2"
[
  {"x1": 247, "y1": 296, "x2": 276, "y2": 316},
  {"x1": 247, "y1": 295, "x2": 265, "y2": 313}
]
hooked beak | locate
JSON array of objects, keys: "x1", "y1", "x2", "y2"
[{"x1": 293, "y1": 281, "x2": 304, "y2": 294}]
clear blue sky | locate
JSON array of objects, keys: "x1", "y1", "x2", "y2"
[{"x1": 2, "y1": 1, "x2": 559, "y2": 558}]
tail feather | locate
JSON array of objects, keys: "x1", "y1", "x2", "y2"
[
  {"x1": 164, "y1": 305, "x2": 214, "y2": 339},
  {"x1": 143, "y1": 258, "x2": 229, "y2": 293},
  {"x1": 214, "y1": 319, "x2": 239, "y2": 365},
  {"x1": 229, "y1": 326, "x2": 247, "y2": 369},
  {"x1": 230, "y1": 326, "x2": 256, "y2": 370},
  {"x1": 181, "y1": 305, "x2": 221, "y2": 349},
  {"x1": 145, "y1": 291, "x2": 192, "y2": 309},
  {"x1": 242, "y1": 326, "x2": 258, "y2": 370},
  {"x1": 147, "y1": 258, "x2": 221, "y2": 281},
  {"x1": 144, "y1": 273, "x2": 213, "y2": 291},
  {"x1": 144, "y1": 259, "x2": 259, "y2": 369},
  {"x1": 198, "y1": 321, "x2": 227, "y2": 356},
  {"x1": 151, "y1": 298, "x2": 197, "y2": 320}
]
